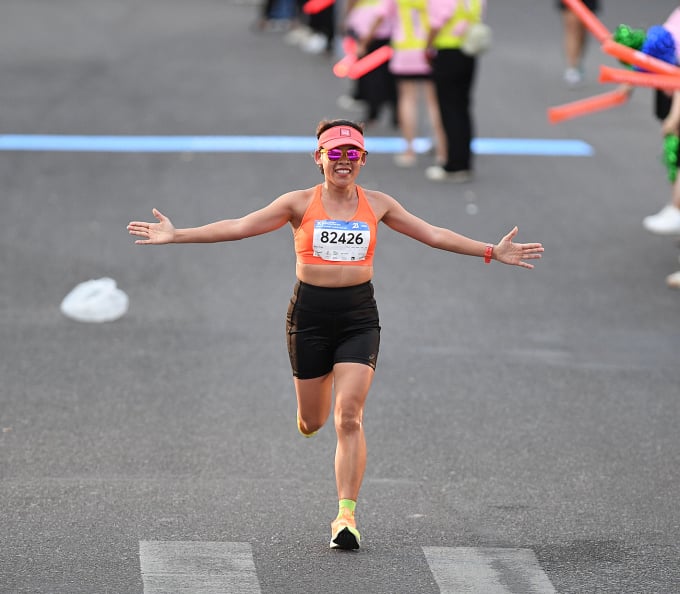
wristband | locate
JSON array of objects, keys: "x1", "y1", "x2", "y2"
[{"x1": 484, "y1": 244, "x2": 494, "y2": 264}]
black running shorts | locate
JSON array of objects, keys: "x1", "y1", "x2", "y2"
[{"x1": 286, "y1": 281, "x2": 381, "y2": 379}]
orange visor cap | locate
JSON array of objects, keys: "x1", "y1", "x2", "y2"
[{"x1": 318, "y1": 126, "x2": 365, "y2": 150}]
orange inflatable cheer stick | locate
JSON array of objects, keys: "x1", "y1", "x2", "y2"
[
  {"x1": 302, "y1": 0, "x2": 335, "y2": 15},
  {"x1": 333, "y1": 37, "x2": 358, "y2": 78},
  {"x1": 547, "y1": 88, "x2": 630, "y2": 124},
  {"x1": 601, "y1": 39, "x2": 680, "y2": 77},
  {"x1": 599, "y1": 65, "x2": 680, "y2": 91},
  {"x1": 347, "y1": 45, "x2": 393, "y2": 79},
  {"x1": 561, "y1": 0, "x2": 610, "y2": 43}
]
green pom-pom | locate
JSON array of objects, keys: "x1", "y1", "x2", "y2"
[
  {"x1": 614, "y1": 24, "x2": 646, "y2": 49},
  {"x1": 614, "y1": 24, "x2": 646, "y2": 68},
  {"x1": 663, "y1": 134, "x2": 679, "y2": 183}
]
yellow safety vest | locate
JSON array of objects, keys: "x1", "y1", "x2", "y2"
[
  {"x1": 392, "y1": 0, "x2": 430, "y2": 50},
  {"x1": 433, "y1": 0, "x2": 482, "y2": 49}
]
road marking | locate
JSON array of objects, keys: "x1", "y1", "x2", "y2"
[
  {"x1": 423, "y1": 547, "x2": 557, "y2": 594},
  {"x1": 0, "y1": 135, "x2": 592, "y2": 156},
  {"x1": 138, "y1": 541, "x2": 557, "y2": 593},
  {"x1": 139, "y1": 540, "x2": 261, "y2": 594}
]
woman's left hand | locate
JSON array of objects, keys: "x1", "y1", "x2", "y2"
[{"x1": 493, "y1": 226, "x2": 544, "y2": 269}]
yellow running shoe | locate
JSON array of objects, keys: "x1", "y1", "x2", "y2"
[
  {"x1": 296, "y1": 412, "x2": 318, "y2": 438},
  {"x1": 330, "y1": 508, "x2": 361, "y2": 550}
]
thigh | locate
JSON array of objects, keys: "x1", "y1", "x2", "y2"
[
  {"x1": 334, "y1": 301, "x2": 380, "y2": 369},
  {"x1": 332, "y1": 362, "x2": 375, "y2": 416},
  {"x1": 398, "y1": 79, "x2": 419, "y2": 102},
  {"x1": 295, "y1": 373, "x2": 334, "y2": 424},
  {"x1": 286, "y1": 300, "x2": 334, "y2": 380}
]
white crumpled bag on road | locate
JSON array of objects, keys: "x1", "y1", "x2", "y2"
[{"x1": 60, "y1": 277, "x2": 129, "y2": 323}]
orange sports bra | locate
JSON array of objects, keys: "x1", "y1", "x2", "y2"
[{"x1": 294, "y1": 184, "x2": 378, "y2": 266}]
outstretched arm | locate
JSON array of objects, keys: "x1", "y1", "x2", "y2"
[
  {"x1": 127, "y1": 193, "x2": 296, "y2": 245},
  {"x1": 381, "y1": 195, "x2": 544, "y2": 269}
]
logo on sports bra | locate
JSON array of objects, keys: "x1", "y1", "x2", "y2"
[{"x1": 312, "y1": 220, "x2": 370, "y2": 261}]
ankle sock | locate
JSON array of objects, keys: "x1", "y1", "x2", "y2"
[{"x1": 338, "y1": 499, "x2": 356, "y2": 517}]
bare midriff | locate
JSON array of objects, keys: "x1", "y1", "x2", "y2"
[{"x1": 296, "y1": 263, "x2": 374, "y2": 288}]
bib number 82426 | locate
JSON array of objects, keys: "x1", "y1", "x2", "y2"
[{"x1": 313, "y1": 220, "x2": 370, "y2": 262}]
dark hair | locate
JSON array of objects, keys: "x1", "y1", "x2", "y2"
[{"x1": 316, "y1": 119, "x2": 364, "y2": 139}]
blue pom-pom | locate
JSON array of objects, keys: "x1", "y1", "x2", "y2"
[{"x1": 638, "y1": 25, "x2": 677, "y2": 69}]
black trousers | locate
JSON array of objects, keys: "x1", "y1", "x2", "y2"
[
  {"x1": 432, "y1": 49, "x2": 477, "y2": 173},
  {"x1": 356, "y1": 38, "x2": 397, "y2": 123}
]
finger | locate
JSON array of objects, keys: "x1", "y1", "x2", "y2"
[
  {"x1": 127, "y1": 226, "x2": 149, "y2": 235},
  {"x1": 127, "y1": 221, "x2": 149, "y2": 229},
  {"x1": 503, "y1": 225, "x2": 519, "y2": 243},
  {"x1": 152, "y1": 208, "x2": 164, "y2": 222}
]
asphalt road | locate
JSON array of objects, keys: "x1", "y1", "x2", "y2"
[{"x1": 1, "y1": 1, "x2": 679, "y2": 592}]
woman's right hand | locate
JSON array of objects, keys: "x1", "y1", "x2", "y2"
[{"x1": 127, "y1": 208, "x2": 176, "y2": 244}]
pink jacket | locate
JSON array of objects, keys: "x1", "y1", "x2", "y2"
[
  {"x1": 346, "y1": 0, "x2": 393, "y2": 39},
  {"x1": 428, "y1": 0, "x2": 487, "y2": 40}
]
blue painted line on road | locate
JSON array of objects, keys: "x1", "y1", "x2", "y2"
[{"x1": 0, "y1": 135, "x2": 593, "y2": 156}]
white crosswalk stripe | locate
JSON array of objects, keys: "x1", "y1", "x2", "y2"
[
  {"x1": 139, "y1": 542, "x2": 557, "y2": 594},
  {"x1": 423, "y1": 547, "x2": 557, "y2": 594},
  {"x1": 139, "y1": 541, "x2": 261, "y2": 594}
]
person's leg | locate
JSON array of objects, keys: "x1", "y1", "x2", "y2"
[
  {"x1": 329, "y1": 361, "x2": 374, "y2": 549},
  {"x1": 563, "y1": 9, "x2": 586, "y2": 70},
  {"x1": 644, "y1": 133, "x2": 680, "y2": 235},
  {"x1": 433, "y1": 50, "x2": 475, "y2": 173},
  {"x1": 294, "y1": 373, "x2": 334, "y2": 436},
  {"x1": 423, "y1": 79, "x2": 447, "y2": 165},
  {"x1": 361, "y1": 38, "x2": 392, "y2": 125},
  {"x1": 395, "y1": 79, "x2": 419, "y2": 165},
  {"x1": 332, "y1": 362, "x2": 373, "y2": 500},
  {"x1": 672, "y1": 174, "x2": 680, "y2": 210}
]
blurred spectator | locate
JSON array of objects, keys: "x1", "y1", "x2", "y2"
[
  {"x1": 557, "y1": 0, "x2": 600, "y2": 87},
  {"x1": 305, "y1": 4, "x2": 337, "y2": 53},
  {"x1": 646, "y1": 89, "x2": 680, "y2": 236},
  {"x1": 365, "y1": 0, "x2": 446, "y2": 167},
  {"x1": 424, "y1": 0, "x2": 485, "y2": 182},
  {"x1": 339, "y1": 0, "x2": 397, "y2": 127},
  {"x1": 644, "y1": 6, "x2": 680, "y2": 288}
]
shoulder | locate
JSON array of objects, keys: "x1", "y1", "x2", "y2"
[
  {"x1": 276, "y1": 186, "x2": 317, "y2": 208},
  {"x1": 360, "y1": 187, "x2": 399, "y2": 220},
  {"x1": 275, "y1": 186, "x2": 318, "y2": 226}
]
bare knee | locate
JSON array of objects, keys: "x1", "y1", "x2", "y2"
[
  {"x1": 299, "y1": 412, "x2": 325, "y2": 434},
  {"x1": 334, "y1": 405, "x2": 363, "y2": 435}
]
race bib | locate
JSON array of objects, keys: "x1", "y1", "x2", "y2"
[{"x1": 312, "y1": 220, "x2": 370, "y2": 262}]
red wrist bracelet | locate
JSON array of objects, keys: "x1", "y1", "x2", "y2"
[{"x1": 484, "y1": 244, "x2": 494, "y2": 264}]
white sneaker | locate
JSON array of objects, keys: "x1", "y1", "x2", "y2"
[
  {"x1": 425, "y1": 165, "x2": 472, "y2": 182},
  {"x1": 394, "y1": 153, "x2": 417, "y2": 167},
  {"x1": 642, "y1": 204, "x2": 680, "y2": 235},
  {"x1": 284, "y1": 26, "x2": 312, "y2": 46},
  {"x1": 666, "y1": 270, "x2": 680, "y2": 288},
  {"x1": 564, "y1": 67, "x2": 583, "y2": 87},
  {"x1": 301, "y1": 33, "x2": 328, "y2": 54}
]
